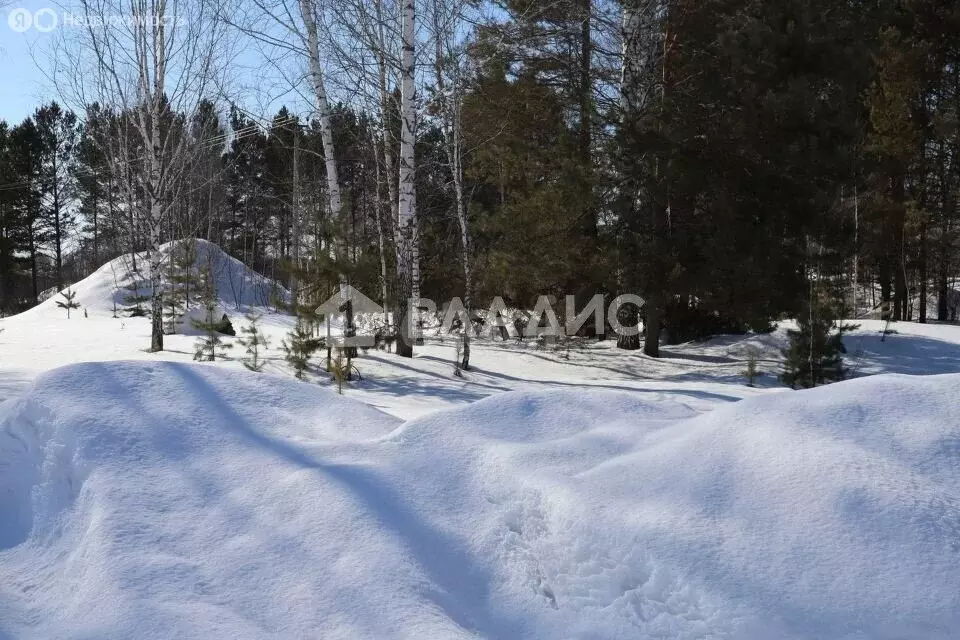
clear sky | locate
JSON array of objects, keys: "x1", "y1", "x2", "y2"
[
  {"x1": 0, "y1": 1, "x2": 64, "y2": 124},
  {"x1": 1, "y1": 1, "x2": 426, "y2": 127},
  {"x1": 0, "y1": 1, "x2": 306, "y2": 127}
]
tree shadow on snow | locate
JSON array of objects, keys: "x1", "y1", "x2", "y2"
[
  {"x1": 149, "y1": 363, "x2": 531, "y2": 638},
  {"x1": 846, "y1": 331, "x2": 960, "y2": 377}
]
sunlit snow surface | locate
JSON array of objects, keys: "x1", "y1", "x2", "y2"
[{"x1": 2, "y1": 243, "x2": 959, "y2": 638}]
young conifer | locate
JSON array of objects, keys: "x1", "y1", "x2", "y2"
[
  {"x1": 282, "y1": 318, "x2": 322, "y2": 380},
  {"x1": 781, "y1": 291, "x2": 858, "y2": 389},
  {"x1": 237, "y1": 312, "x2": 270, "y2": 372},
  {"x1": 191, "y1": 259, "x2": 232, "y2": 362},
  {"x1": 56, "y1": 288, "x2": 81, "y2": 319}
]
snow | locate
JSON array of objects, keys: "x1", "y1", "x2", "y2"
[
  {"x1": 2, "y1": 241, "x2": 960, "y2": 638},
  {"x1": 1, "y1": 362, "x2": 959, "y2": 638}
]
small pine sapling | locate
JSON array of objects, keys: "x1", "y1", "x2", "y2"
[
  {"x1": 56, "y1": 288, "x2": 81, "y2": 319},
  {"x1": 165, "y1": 240, "x2": 199, "y2": 333},
  {"x1": 453, "y1": 340, "x2": 463, "y2": 377},
  {"x1": 191, "y1": 260, "x2": 233, "y2": 362},
  {"x1": 329, "y1": 348, "x2": 362, "y2": 394},
  {"x1": 124, "y1": 277, "x2": 149, "y2": 317},
  {"x1": 330, "y1": 350, "x2": 347, "y2": 394},
  {"x1": 282, "y1": 319, "x2": 323, "y2": 380},
  {"x1": 781, "y1": 290, "x2": 859, "y2": 389},
  {"x1": 237, "y1": 312, "x2": 270, "y2": 372},
  {"x1": 742, "y1": 347, "x2": 760, "y2": 387}
]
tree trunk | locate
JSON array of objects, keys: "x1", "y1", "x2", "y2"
[
  {"x1": 919, "y1": 222, "x2": 927, "y2": 323},
  {"x1": 52, "y1": 169, "x2": 63, "y2": 289},
  {"x1": 433, "y1": 10, "x2": 472, "y2": 369},
  {"x1": 643, "y1": 294, "x2": 661, "y2": 357},
  {"x1": 879, "y1": 258, "x2": 892, "y2": 321},
  {"x1": 578, "y1": 0, "x2": 595, "y2": 236},
  {"x1": 29, "y1": 231, "x2": 38, "y2": 304},
  {"x1": 290, "y1": 127, "x2": 300, "y2": 312},
  {"x1": 300, "y1": 0, "x2": 353, "y2": 343},
  {"x1": 617, "y1": 299, "x2": 641, "y2": 350},
  {"x1": 396, "y1": 0, "x2": 418, "y2": 357},
  {"x1": 892, "y1": 173, "x2": 907, "y2": 321},
  {"x1": 372, "y1": 135, "x2": 391, "y2": 331},
  {"x1": 147, "y1": 12, "x2": 167, "y2": 353}
]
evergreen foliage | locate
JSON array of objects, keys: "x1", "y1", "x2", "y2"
[
  {"x1": 123, "y1": 276, "x2": 149, "y2": 317},
  {"x1": 56, "y1": 287, "x2": 80, "y2": 319},
  {"x1": 328, "y1": 349, "x2": 361, "y2": 394},
  {"x1": 164, "y1": 239, "x2": 199, "y2": 334},
  {"x1": 191, "y1": 260, "x2": 232, "y2": 362},
  {"x1": 781, "y1": 292, "x2": 860, "y2": 389},
  {"x1": 281, "y1": 319, "x2": 323, "y2": 380},
  {"x1": 237, "y1": 312, "x2": 270, "y2": 372},
  {"x1": 0, "y1": 1, "x2": 959, "y2": 364}
]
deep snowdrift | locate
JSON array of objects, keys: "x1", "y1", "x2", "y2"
[{"x1": 1, "y1": 362, "x2": 959, "y2": 638}]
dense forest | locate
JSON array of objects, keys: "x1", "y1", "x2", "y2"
[{"x1": 0, "y1": 0, "x2": 958, "y2": 361}]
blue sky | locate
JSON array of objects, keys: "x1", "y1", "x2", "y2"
[
  {"x1": 0, "y1": 1, "x2": 429, "y2": 127},
  {"x1": 0, "y1": 1, "x2": 305, "y2": 127},
  {"x1": 0, "y1": 1, "x2": 64, "y2": 123}
]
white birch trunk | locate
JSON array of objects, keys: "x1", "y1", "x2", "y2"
[
  {"x1": 396, "y1": 0, "x2": 418, "y2": 356},
  {"x1": 299, "y1": 0, "x2": 354, "y2": 352},
  {"x1": 620, "y1": 2, "x2": 643, "y2": 116},
  {"x1": 299, "y1": 0, "x2": 343, "y2": 229},
  {"x1": 142, "y1": 0, "x2": 167, "y2": 352}
]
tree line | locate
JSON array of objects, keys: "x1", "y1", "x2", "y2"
[{"x1": 0, "y1": 0, "x2": 958, "y2": 364}]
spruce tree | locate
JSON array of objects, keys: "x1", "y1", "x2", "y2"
[
  {"x1": 237, "y1": 312, "x2": 270, "y2": 372},
  {"x1": 164, "y1": 239, "x2": 199, "y2": 334},
  {"x1": 56, "y1": 288, "x2": 80, "y2": 319},
  {"x1": 281, "y1": 319, "x2": 322, "y2": 380},
  {"x1": 124, "y1": 276, "x2": 149, "y2": 317},
  {"x1": 781, "y1": 291, "x2": 858, "y2": 389},
  {"x1": 191, "y1": 260, "x2": 232, "y2": 362}
]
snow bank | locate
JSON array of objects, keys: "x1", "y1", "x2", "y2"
[
  {"x1": 1, "y1": 363, "x2": 959, "y2": 638},
  {"x1": 28, "y1": 239, "x2": 288, "y2": 317}
]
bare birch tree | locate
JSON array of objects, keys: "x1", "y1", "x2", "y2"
[
  {"x1": 394, "y1": 0, "x2": 418, "y2": 357},
  {"x1": 319, "y1": 0, "x2": 402, "y2": 331},
  {"x1": 58, "y1": 0, "x2": 228, "y2": 351},
  {"x1": 229, "y1": 0, "x2": 358, "y2": 355},
  {"x1": 429, "y1": 0, "x2": 471, "y2": 368}
]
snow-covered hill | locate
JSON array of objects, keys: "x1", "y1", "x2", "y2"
[
  {"x1": 1, "y1": 361, "x2": 958, "y2": 638},
  {"x1": 29, "y1": 238, "x2": 288, "y2": 318}
]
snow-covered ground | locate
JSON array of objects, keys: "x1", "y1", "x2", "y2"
[{"x1": 2, "y1": 242, "x2": 960, "y2": 638}]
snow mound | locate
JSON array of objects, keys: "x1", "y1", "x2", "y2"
[
  {"x1": 28, "y1": 239, "x2": 288, "y2": 317},
  {"x1": 1, "y1": 364, "x2": 959, "y2": 638}
]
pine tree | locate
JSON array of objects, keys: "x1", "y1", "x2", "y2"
[
  {"x1": 124, "y1": 275, "x2": 149, "y2": 317},
  {"x1": 56, "y1": 287, "x2": 80, "y2": 319},
  {"x1": 781, "y1": 291, "x2": 859, "y2": 389},
  {"x1": 742, "y1": 348, "x2": 760, "y2": 387},
  {"x1": 164, "y1": 240, "x2": 199, "y2": 334},
  {"x1": 191, "y1": 259, "x2": 232, "y2": 362},
  {"x1": 237, "y1": 312, "x2": 270, "y2": 372},
  {"x1": 281, "y1": 319, "x2": 323, "y2": 380}
]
